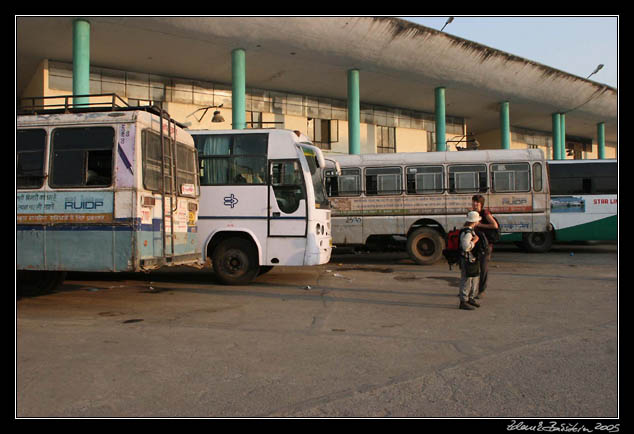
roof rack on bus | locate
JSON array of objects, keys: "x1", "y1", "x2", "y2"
[{"x1": 17, "y1": 93, "x2": 186, "y2": 129}]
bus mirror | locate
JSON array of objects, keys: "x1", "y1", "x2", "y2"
[
  {"x1": 325, "y1": 159, "x2": 342, "y2": 176},
  {"x1": 301, "y1": 143, "x2": 326, "y2": 168}
]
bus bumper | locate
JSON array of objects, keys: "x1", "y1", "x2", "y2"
[{"x1": 304, "y1": 233, "x2": 332, "y2": 265}]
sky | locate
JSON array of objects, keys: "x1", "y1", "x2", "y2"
[{"x1": 400, "y1": 16, "x2": 618, "y2": 89}]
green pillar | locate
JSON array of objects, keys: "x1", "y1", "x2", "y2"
[
  {"x1": 597, "y1": 122, "x2": 605, "y2": 159},
  {"x1": 72, "y1": 19, "x2": 90, "y2": 107},
  {"x1": 552, "y1": 113, "x2": 561, "y2": 160},
  {"x1": 500, "y1": 101, "x2": 510, "y2": 150},
  {"x1": 435, "y1": 87, "x2": 446, "y2": 151},
  {"x1": 231, "y1": 48, "x2": 246, "y2": 130},
  {"x1": 347, "y1": 69, "x2": 360, "y2": 154},
  {"x1": 560, "y1": 113, "x2": 566, "y2": 160}
]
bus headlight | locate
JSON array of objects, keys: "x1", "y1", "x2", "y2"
[{"x1": 316, "y1": 223, "x2": 325, "y2": 235}]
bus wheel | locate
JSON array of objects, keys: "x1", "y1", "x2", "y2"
[
  {"x1": 521, "y1": 231, "x2": 554, "y2": 253},
  {"x1": 407, "y1": 228, "x2": 445, "y2": 265},
  {"x1": 17, "y1": 271, "x2": 66, "y2": 295},
  {"x1": 212, "y1": 238, "x2": 260, "y2": 285}
]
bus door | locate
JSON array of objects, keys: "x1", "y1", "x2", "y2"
[{"x1": 268, "y1": 159, "x2": 307, "y2": 237}]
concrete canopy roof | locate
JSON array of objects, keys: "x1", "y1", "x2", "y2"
[{"x1": 16, "y1": 16, "x2": 617, "y2": 144}]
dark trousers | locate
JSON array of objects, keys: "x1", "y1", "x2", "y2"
[{"x1": 478, "y1": 245, "x2": 492, "y2": 294}]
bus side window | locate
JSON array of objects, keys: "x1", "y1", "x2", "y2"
[
  {"x1": 491, "y1": 163, "x2": 530, "y2": 192},
  {"x1": 270, "y1": 160, "x2": 305, "y2": 214},
  {"x1": 406, "y1": 166, "x2": 444, "y2": 194},
  {"x1": 194, "y1": 134, "x2": 267, "y2": 186},
  {"x1": 50, "y1": 127, "x2": 114, "y2": 188},
  {"x1": 448, "y1": 164, "x2": 487, "y2": 193},
  {"x1": 533, "y1": 163, "x2": 543, "y2": 192},
  {"x1": 365, "y1": 167, "x2": 402, "y2": 195},
  {"x1": 176, "y1": 143, "x2": 199, "y2": 194},
  {"x1": 325, "y1": 168, "x2": 361, "y2": 197}
]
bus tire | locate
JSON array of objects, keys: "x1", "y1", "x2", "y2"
[
  {"x1": 212, "y1": 238, "x2": 260, "y2": 285},
  {"x1": 17, "y1": 271, "x2": 66, "y2": 295},
  {"x1": 521, "y1": 231, "x2": 554, "y2": 253},
  {"x1": 406, "y1": 227, "x2": 445, "y2": 265}
]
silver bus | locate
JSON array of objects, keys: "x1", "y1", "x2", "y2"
[{"x1": 324, "y1": 149, "x2": 551, "y2": 264}]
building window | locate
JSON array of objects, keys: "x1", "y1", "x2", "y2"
[
  {"x1": 246, "y1": 111, "x2": 263, "y2": 129},
  {"x1": 309, "y1": 118, "x2": 338, "y2": 150},
  {"x1": 377, "y1": 126, "x2": 396, "y2": 153}
]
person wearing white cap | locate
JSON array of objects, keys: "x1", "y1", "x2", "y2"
[{"x1": 458, "y1": 211, "x2": 482, "y2": 310}]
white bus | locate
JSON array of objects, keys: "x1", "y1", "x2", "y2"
[
  {"x1": 324, "y1": 149, "x2": 551, "y2": 264},
  {"x1": 190, "y1": 129, "x2": 332, "y2": 284},
  {"x1": 548, "y1": 159, "x2": 617, "y2": 243},
  {"x1": 17, "y1": 95, "x2": 200, "y2": 292}
]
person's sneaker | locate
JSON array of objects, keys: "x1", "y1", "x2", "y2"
[
  {"x1": 459, "y1": 301, "x2": 475, "y2": 310},
  {"x1": 475, "y1": 291, "x2": 485, "y2": 299},
  {"x1": 468, "y1": 299, "x2": 480, "y2": 308}
]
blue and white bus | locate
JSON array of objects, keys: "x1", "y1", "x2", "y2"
[{"x1": 17, "y1": 95, "x2": 200, "y2": 292}]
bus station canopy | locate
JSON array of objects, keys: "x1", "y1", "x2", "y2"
[{"x1": 16, "y1": 16, "x2": 617, "y2": 144}]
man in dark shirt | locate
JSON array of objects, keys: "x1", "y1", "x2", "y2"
[{"x1": 471, "y1": 195, "x2": 499, "y2": 299}]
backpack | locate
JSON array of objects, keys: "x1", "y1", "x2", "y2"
[
  {"x1": 442, "y1": 227, "x2": 471, "y2": 270},
  {"x1": 443, "y1": 227, "x2": 486, "y2": 273}
]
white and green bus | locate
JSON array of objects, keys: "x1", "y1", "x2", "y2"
[{"x1": 547, "y1": 159, "x2": 617, "y2": 243}]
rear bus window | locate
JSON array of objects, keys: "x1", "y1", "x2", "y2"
[
  {"x1": 49, "y1": 127, "x2": 114, "y2": 188},
  {"x1": 17, "y1": 129, "x2": 47, "y2": 189}
]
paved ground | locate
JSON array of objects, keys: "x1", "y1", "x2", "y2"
[{"x1": 16, "y1": 242, "x2": 618, "y2": 419}]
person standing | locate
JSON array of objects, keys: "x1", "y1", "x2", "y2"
[
  {"x1": 459, "y1": 211, "x2": 482, "y2": 310},
  {"x1": 471, "y1": 195, "x2": 498, "y2": 299}
]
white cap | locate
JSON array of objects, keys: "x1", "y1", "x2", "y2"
[{"x1": 466, "y1": 211, "x2": 482, "y2": 223}]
